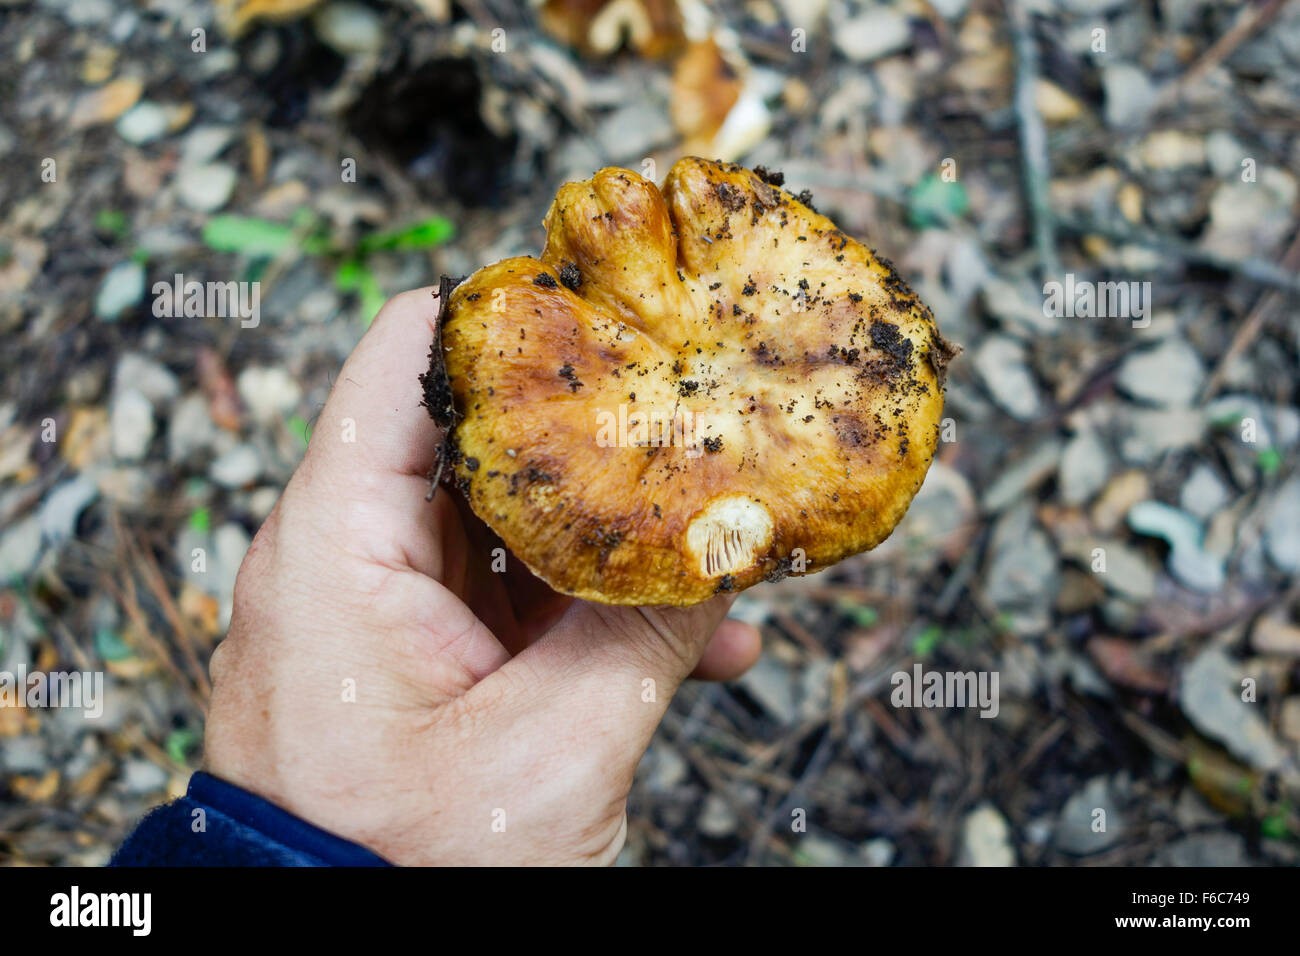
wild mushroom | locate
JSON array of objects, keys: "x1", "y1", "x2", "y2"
[{"x1": 424, "y1": 158, "x2": 958, "y2": 606}]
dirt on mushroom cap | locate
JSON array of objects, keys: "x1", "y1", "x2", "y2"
[{"x1": 429, "y1": 157, "x2": 958, "y2": 606}]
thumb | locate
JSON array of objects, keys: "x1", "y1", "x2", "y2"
[{"x1": 495, "y1": 596, "x2": 736, "y2": 756}]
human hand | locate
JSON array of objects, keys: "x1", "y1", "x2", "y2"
[{"x1": 201, "y1": 287, "x2": 763, "y2": 865}]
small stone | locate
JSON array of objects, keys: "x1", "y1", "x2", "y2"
[
  {"x1": 115, "y1": 101, "x2": 168, "y2": 144},
  {"x1": 642, "y1": 744, "x2": 688, "y2": 793},
  {"x1": 596, "y1": 103, "x2": 674, "y2": 162},
  {"x1": 1205, "y1": 130, "x2": 1248, "y2": 179},
  {"x1": 860, "y1": 837, "x2": 896, "y2": 867},
  {"x1": 1280, "y1": 697, "x2": 1300, "y2": 743},
  {"x1": 109, "y1": 389, "x2": 155, "y2": 462},
  {"x1": 1251, "y1": 614, "x2": 1300, "y2": 658},
  {"x1": 959, "y1": 804, "x2": 1016, "y2": 866},
  {"x1": 1119, "y1": 407, "x2": 1204, "y2": 465},
  {"x1": 236, "y1": 366, "x2": 302, "y2": 425},
  {"x1": 896, "y1": 462, "x2": 976, "y2": 553},
  {"x1": 983, "y1": 503, "x2": 1059, "y2": 633},
  {"x1": 209, "y1": 444, "x2": 262, "y2": 489},
  {"x1": 834, "y1": 9, "x2": 912, "y2": 63},
  {"x1": 973, "y1": 335, "x2": 1042, "y2": 422},
  {"x1": 96, "y1": 466, "x2": 152, "y2": 509},
  {"x1": 0, "y1": 515, "x2": 42, "y2": 580},
  {"x1": 1127, "y1": 500, "x2": 1225, "y2": 593},
  {"x1": 1178, "y1": 647, "x2": 1285, "y2": 770},
  {"x1": 1094, "y1": 541, "x2": 1157, "y2": 602},
  {"x1": 313, "y1": 1, "x2": 385, "y2": 56},
  {"x1": 176, "y1": 162, "x2": 238, "y2": 213},
  {"x1": 1134, "y1": 129, "x2": 1206, "y2": 170},
  {"x1": 94, "y1": 261, "x2": 145, "y2": 321},
  {"x1": 0, "y1": 735, "x2": 47, "y2": 773},
  {"x1": 114, "y1": 353, "x2": 179, "y2": 406},
  {"x1": 1201, "y1": 171, "x2": 1298, "y2": 260},
  {"x1": 981, "y1": 438, "x2": 1062, "y2": 513},
  {"x1": 1157, "y1": 831, "x2": 1247, "y2": 867},
  {"x1": 1091, "y1": 470, "x2": 1150, "y2": 533},
  {"x1": 60, "y1": 0, "x2": 114, "y2": 26},
  {"x1": 1062, "y1": 0, "x2": 1128, "y2": 10},
  {"x1": 1056, "y1": 776, "x2": 1123, "y2": 855},
  {"x1": 181, "y1": 125, "x2": 237, "y2": 165},
  {"x1": 1059, "y1": 430, "x2": 1110, "y2": 506},
  {"x1": 1102, "y1": 63, "x2": 1156, "y2": 129},
  {"x1": 980, "y1": 276, "x2": 1057, "y2": 336},
  {"x1": 1035, "y1": 81, "x2": 1084, "y2": 124},
  {"x1": 795, "y1": 835, "x2": 847, "y2": 866},
  {"x1": 739, "y1": 655, "x2": 798, "y2": 724},
  {"x1": 38, "y1": 474, "x2": 99, "y2": 546},
  {"x1": 167, "y1": 392, "x2": 219, "y2": 464},
  {"x1": 1180, "y1": 464, "x2": 1230, "y2": 520},
  {"x1": 697, "y1": 793, "x2": 738, "y2": 837},
  {"x1": 247, "y1": 486, "x2": 281, "y2": 520},
  {"x1": 120, "y1": 758, "x2": 169, "y2": 795},
  {"x1": 1116, "y1": 339, "x2": 1205, "y2": 407},
  {"x1": 212, "y1": 522, "x2": 252, "y2": 628},
  {"x1": 1264, "y1": 476, "x2": 1300, "y2": 573}
]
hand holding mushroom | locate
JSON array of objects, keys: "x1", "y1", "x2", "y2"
[
  {"x1": 201, "y1": 287, "x2": 763, "y2": 865},
  {"x1": 202, "y1": 160, "x2": 954, "y2": 865}
]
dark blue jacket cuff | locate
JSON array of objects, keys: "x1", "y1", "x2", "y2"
[{"x1": 110, "y1": 771, "x2": 391, "y2": 867}]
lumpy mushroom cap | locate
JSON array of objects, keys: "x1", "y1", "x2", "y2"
[{"x1": 436, "y1": 157, "x2": 956, "y2": 606}]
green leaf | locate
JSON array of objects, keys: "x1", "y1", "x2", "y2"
[
  {"x1": 166, "y1": 729, "x2": 200, "y2": 766},
  {"x1": 95, "y1": 628, "x2": 134, "y2": 663},
  {"x1": 334, "y1": 258, "x2": 363, "y2": 291},
  {"x1": 358, "y1": 216, "x2": 454, "y2": 254},
  {"x1": 1258, "y1": 447, "x2": 1281, "y2": 476},
  {"x1": 286, "y1": 414, "x2": 312, "y2": 447},
  {"x1": 95, "y1": 209, "x2": 129, "y2": 239},
  {"x1": 912, "y1": 624, "x2": 944, "y2": 657},
  {"x1": 334, "y1": 258, "x2": 386, "y2": 322},
  {"x1": 360, "y1": 273, "x2": 387, "y2": 323},
  {"x1": 189, "y1": 506, "x2": 211, "y2": 533},
  {"x1": 907, "y1": 174, "x2": 969, "y2": 228},
  {"x1": 1260, "y1": 812, "x2": 1289, "y2": 840},
  {"x1": 203, "y1": 215, "x2": 297, "y2": 256},
  {"x1": 841, "y1": 604, "x2": 878, "y2": 628}
]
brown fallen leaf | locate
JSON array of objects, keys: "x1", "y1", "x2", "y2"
[
  {"x1": 671, "y1": 38, "x2": 743, "y2": 155},
  {"x1": 1086, "y1": 636, "x2": 1170, "y2": 694},
  {"x1": 11, "y1": 768, "x2": 61, "y2": 803},
  {"x1": 61, "y1": 407, "x2": 111, "y2": 471},
  {"x1": 197, "y1": 347, "x2": 244, "y2": 432},
  {"x1": 69, "y1": 76, "x2": 143, "y2": 129},
  {"x1": 214, "y1": 0, "x2": 324, "y2": 37},
  {"x1": 180, "y1": 582, "x2": 221, "y2": 639},
  {"x1": 540, "y1": 0, "x2": 685, "y2": 59},
  {"x1": 1183, "y1": 736, "x2": 1258, "y2": 817},
  {"x1": 1251, "y1": 613, "x2": 1300, "y2": 658}
]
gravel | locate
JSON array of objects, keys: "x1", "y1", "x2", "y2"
[
  {"x1": 1116, "y1": 339, "x2": 1205, "y2": 408},
  {"x1": 1178, "y1": 647, "x2": 1286, "y2": 771},
  {"x1": 1056, "y1": 776, "x2": 1124, "y2": 855},
  {"x1": 109, "y1": 389, "x2": 156, "y2": 462},
  {"x1": 973, "y1": 335, "x2": 1043, "y2": 422},
  {"x1": 959, "y1": 804, "x2": 1016, "y2": 866},
  {"x1": 94, "y1": 261, "x2": 145, "y2": 321},
  {"x1": 175, "y1": 162, "x2": 238, "y2": 212}
]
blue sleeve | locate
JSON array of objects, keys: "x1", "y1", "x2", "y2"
[{"x1": 109, "y1": 771, "x2": 392, "y2": 867}]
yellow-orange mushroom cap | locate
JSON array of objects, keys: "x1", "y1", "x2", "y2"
[{"x1": 426, "y1": 158, "x2": 958, "y2": 606}]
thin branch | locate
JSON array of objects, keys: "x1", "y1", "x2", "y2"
[{"x1": 1006, "y1": 0, "x2": 1060, "y2": 282}]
